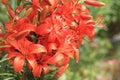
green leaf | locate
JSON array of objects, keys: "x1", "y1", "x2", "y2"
[{"x1": 0, "y1": 73, "x2": 13, "y2": 76}]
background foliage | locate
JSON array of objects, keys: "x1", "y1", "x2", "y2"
[{"x1": 0, "y1": 0, "x2": 120, "y2": 80}]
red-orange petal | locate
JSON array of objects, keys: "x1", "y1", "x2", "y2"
[
  {"x1": 30, "y1": 44, "x2": 47, "y2": 53},
  {"x1": 26, "y1": 55, "x2": 37, "y2": 70},
  {"x1": 14, "y1": 56, "x2": 25, "y2": 72},
  {"x1": 32, "y1": 0, "x2": 40, "y2": 7},
  {"x1": 16, "y1": 5, "x2": 23, "y2": 13},
  {"x1": 7, "y1": 8, "x2": 15, "y2": 18},
  {"x1": 85, "y1": 0, "x2": 105, "y2": 7},
  {"x1": 32, "y1": 65, "x2": 42, "y2": 77},
  {"x1": 72, "y1": 46, "x2": 79, "y2": 62},
  {"x1": 55, "y1": 64, "x2": 69, "y2": 78},
  {"x1": 47, "y1": 53, "x2": 64, "y2": 64},
  {"x1": 42, "y1": 65, "x2": 49, "y2": 74},
  {"x1": 48, "y1": 43, "x2": 57, "y2": 52},
  {"x1": 1, "y1": 0, "x2": 9, "y2": 6},
  {"x1": 36, "y1": 23, "x2": 52, "y2": 35},
  {"x1": 7, "y1": 52, "x2": 21, "y2": 59}
]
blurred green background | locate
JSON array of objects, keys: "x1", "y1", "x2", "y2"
[{"x1": 0, "y1": 0, "x2": 120, "y2": 80}]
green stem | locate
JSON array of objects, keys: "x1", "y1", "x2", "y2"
[{"x1": 40, "y1": 72, "x2": 44, "y2": 80}]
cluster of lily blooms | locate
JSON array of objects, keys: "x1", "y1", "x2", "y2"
[{"x1": 0, "y1": 0, "x2": 105, "y2": 78}]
